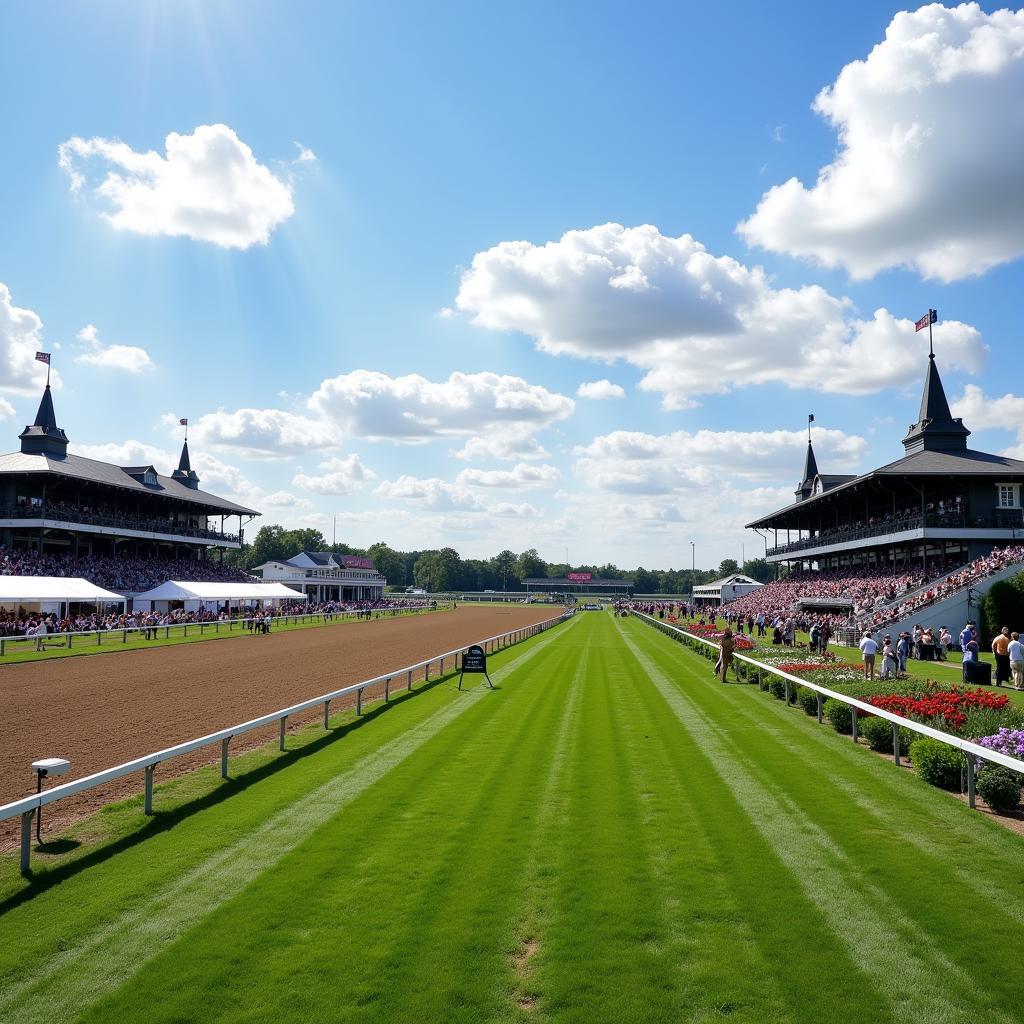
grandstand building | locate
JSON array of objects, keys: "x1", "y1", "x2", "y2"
[
  {"x1": 252, "y1": 551, "x2": 387, "y2": 602},
  {"x1": 748, "y1": 350, "x2": 1024, "y2": 574},
  {"x1": 692, "y1": 573, "x2": 762, "y2": 606},
  {"x1": 0, "y1": 383, "x2": 259, "y2": 562}
]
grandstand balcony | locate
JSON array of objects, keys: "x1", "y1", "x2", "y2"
[
  {"x1": 0, "y1": 503, "x2": 242, "y2": 547},
  {"x1": 765, "y1": 510, "x2": 1024, "y2": 562}
]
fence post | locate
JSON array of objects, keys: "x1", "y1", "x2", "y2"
[
  {"x1": 851, "y1": 709, "x2": 858, "y2": 743},
  {"x1": 96, "y1": 630, "x2": 101, "y2": 647},
  {"x1": 408, "y1": 669, "x2": 413, "y2": 691},
  {"x1": 892, "y1": 723, "x2": 901, "y2": 765},
  {"x1": 221, "y1": 738, "x2": 231, "y2": 778},
  {"x1": 279, "y1": 717, "x2": 287, "y2": 751},
  {"x1": 356, "y1": 688, "x2": 364, "y2": 715},
  {"x1": 20, "y1": 810, "x2": 34, "y2": 873},
  {"x1": 967, "y1": 754, "x2": 976, "y2": 808},
  {"x1": 425, "y1": 661, "x2": 430, "y2": 681},
  {"x1": 323, "y1": 700, "x2": 331, "y2": 729},
  {"x1": 784, "y1": 680, "x2": 790, "y2": 704},
  {"x1": 123, "y1": 629, "x2": 128, "y2": 644},
  {"x1": 816, "y1": 693, "x2": 823, "y2": 724},
  {"x1": 144, "y1": 764, "x2": 155, "y2": 814},
  {"x1": 0, "y1": 638, "x2": 4, "y2": 656},
  {"x1": 439, "y1": 656, "x2": 444, "y2": 675}
]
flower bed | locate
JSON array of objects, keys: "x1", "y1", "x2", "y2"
[
  {"x1": 978, "y1": 728, "x2": 1024, "y2": 758},
  {"x1": 869, "y1": 689, "x2": 1008, "y2": 729}
]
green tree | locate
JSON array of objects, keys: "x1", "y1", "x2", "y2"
[
  {"x1": 367, "y1": 541, "x2": 407, "y2": 586},
  {"x1": 718, "y1": 558, "x2": 740, "y2": 577},
  {"x1": 412, "y1": 551, "x2": 439, "y2": 591},
  {"x1": 246, "y1": 524, "x2": 290, "y2": 568},
  {"x1": 516, "y1": 548, "x2": 547, "y2": 581},
  {"x1": 741, "y1": 558, "x2": 775, "y2": 584},
  {"x1": 491, "y1": 549, "x2": 518, "y2": 591},
  {"x1": 632, "y1": 567, "x2": 657, "y2": 593}
]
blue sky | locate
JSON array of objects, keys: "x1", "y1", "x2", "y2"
[{"x1": 2, "y1": 1, "x2": 1023, "y2": 568}]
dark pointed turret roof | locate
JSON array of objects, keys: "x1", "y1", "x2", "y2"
[
  {"x1": 19, "y1": 384, "x2": 69, "y2": 457},
  {"x1": 794, "y1": 441, "x2": 819, "y2": 501},
  {"x1": 901, "y1": 354, "x2": 970, "y2": 454},
  {"x1": 170, "y1": 439, "x2": 200, "y2": 488}
]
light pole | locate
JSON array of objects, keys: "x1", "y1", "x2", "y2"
[{"x1": 690, "y1": 541, "x2": 695, "y2": 574}]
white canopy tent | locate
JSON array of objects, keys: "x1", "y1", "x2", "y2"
[
  {"x1": 131, "y1": 581, "x2": 307, "y2": 612},
  {"x1": 0, "y1": 576, "x2": 125, "y2": 604}
]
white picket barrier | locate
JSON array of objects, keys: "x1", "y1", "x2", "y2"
[
  {"x1": 2, "y1": 608, "x2": 575, "y2": 873},
  {"x1": 630, "y1": 611, "x2": 1024, "y2": 808}
]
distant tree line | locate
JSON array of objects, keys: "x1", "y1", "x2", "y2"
[{"x1": 227, "y1": 524, "x2": 777, "y2": 594}]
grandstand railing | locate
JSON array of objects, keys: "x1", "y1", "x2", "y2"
[
  {"x1": 0, "y1": 603, "x2": 455, "y2": 657},
  {"x1": 0, "y1": 504, "x2": 239, "y2": 543},
  {"x1": 2, "y1": 608, "x2": 576, "y2": 872},
  {"x1": 766, "y1": 511, "x2": 1024, "y2": 557},
  {"x1": 630, "y1": 610, "x2": 1024, "y2": 812}
]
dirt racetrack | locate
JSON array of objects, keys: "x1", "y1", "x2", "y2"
[{"x1": 0, "y1": 604, "x2": 563, "y2": 846}]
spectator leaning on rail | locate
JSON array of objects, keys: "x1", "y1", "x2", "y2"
[{"x1": 715, "y1": 628, "x2": 735, "y2": 683}]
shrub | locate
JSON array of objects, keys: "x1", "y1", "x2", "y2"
[
  {"x1": 825, "y1": 699, "x2": 853, "y2": 734},
  {"x1": 768, "y1": 678, "x2": 786, "y2": 701},
  {"x1": 909, "y1": 738, "x2": 964, "y2": 791},
  {"x1": 859, "y1": 717, "x2": 894, "y2": 752},
  {"x1": 976, "y1": 766, "x2": 1023, "y2": 814},
  {"x1": 798, "y1": 687, "x2": 819, "y2": 716},
  {"x1": 758, "y1": 675, "x2": 771, "y2": 693}
]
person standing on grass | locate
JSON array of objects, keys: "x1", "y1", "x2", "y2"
[
  {"x1": 716, "y1": 628, "x2": 735, "y2": 683},
  {"x1": 880, "y1": 636, "x2": 898, "y2": 679},
  {"x1": 962, "y1": 635, "x2": 980, "y2": 685},
  {"x1": 897, "y1": 632, "x2": 910, "y2": 676},
  {"x1": 859, "y1": 630, "x2": 878, "y2": 680},
  {"x1": 1008, "y1": 631, "x2": 1024, "y2": 690},
  {"x1": 992, "y1": 626, "x2": 1012, "y2": 687}
]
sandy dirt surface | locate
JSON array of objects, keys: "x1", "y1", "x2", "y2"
[{"x1": 0, "y1": 605, "x2": 563, "y2": 846}]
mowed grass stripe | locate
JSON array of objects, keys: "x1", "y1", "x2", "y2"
[
  {"x1": 0, "y1": 616, "x2": 579, "y2": 1024},
  {"x1": 533, "y1": 616, "x2": 878, "y2": 1024},
  {"x1": 73, "y1": 619, "x2": 585, "y2": 1024},
  {"x1": 618, "y1": 617, "x2": 1015, "y2": 1024}
]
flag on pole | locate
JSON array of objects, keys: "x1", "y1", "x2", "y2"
[
  {"x1": 179, "y1": 418, "x2": 188, "y2": 427},
  {"x1": 915, "y1": 309, "x2": 937, "y2": 332},
  {"x1": 35, "y1": 351, "x2": 50, "y2": 365}
]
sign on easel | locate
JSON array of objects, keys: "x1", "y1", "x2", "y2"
[{"x1": 458, "y1": 643, "x2": 493, "y2": 690}]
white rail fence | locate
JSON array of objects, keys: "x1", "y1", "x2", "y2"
[
  {"x1": 0, "y1": 603, "x2": 455, "y2": 657},
  {"x1": 630, "y1": 611, "x2": 1024, "y2": 809},
  {"x1": 2, "y1": 608, "x2": 574, "y2": 873}
]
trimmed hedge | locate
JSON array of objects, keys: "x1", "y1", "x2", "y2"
[
  {"x1": 909, "y1": 738, "x2": 964, "y2": 791},
  {"x1": 977, "y1": 766, "x2": 1022, "y2": 814},
  {"x1": 858, "y1": 717, "x2": 915, "y2": 756},
  {"x1": 797, "y1": 687, "x2": 819, "y2": 716},
  {"x1": 824, "y1": 699, "x2": 853, "y2": 734}
]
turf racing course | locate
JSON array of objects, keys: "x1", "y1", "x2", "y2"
[
  {"x1": 1, "y1": 610, "x2": 1021, "y2": 1023},
  {"x1": 0, "y1": 604, "x2": 559, "y2": 840}
]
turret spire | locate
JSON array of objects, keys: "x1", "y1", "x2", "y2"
[{"x1": 19, "y1": 383, "x2": 68, "y2": 457}]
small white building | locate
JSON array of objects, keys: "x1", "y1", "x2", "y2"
[
  {"x1": 252, "y1": 551, "x2": 387, "y2": 603},
  {"x1": 692, "y1": 573, "x2": 762, "y2": 606}
]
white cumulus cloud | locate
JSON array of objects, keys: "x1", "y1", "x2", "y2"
[
  {"x1": 738, "y1": 4, "x2": 1024, "y2": 281},
  {"x1": 0, "y1": 282, "x2": 56, "y2": 395},
  {"x1": 451, "y1": 430, "x2": 551, "y2": 462},
  {"x1": 951, "y1": 384, "x2": 1024, "y2": 457},
  {"x1": 169, "y1": 408, "x2": 340, "y2": 459},
  {"x1": 75, "y1": 324, "x2": 153, "y2": 373},
  {"x1": 577, "y1": 379, "x2": 626, "y2": 400},
  {"x1": 455, "y1": 462, "x2": 560, "y2": 489},
  {"x1": 308, "y1": 369, "x2": 574, "y2": 440},
  {"x1": 59, "y1": 124, "x2": 295, "y2": 249},
  {"x1": 455, "y1": 223, "x2": 986, "y2": 408},
  {"x1": 373, "y1": 475, "x2": 487, "y2": 511},
  {"x1": 292, "y1": 454, "x2": 376, "y2": 495},
  {"x1": 0, "y1": 397, "x2": 14, "y2": 420},
  {"x1": 573, "y1": 427, "x2": 868, "y2": 495}
]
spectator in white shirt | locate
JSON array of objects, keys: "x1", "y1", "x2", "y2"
[
  {"x1": 859, "y1": 631, "x2": 879, "y2": 680},
  {"x1": 1009, "y1": 631, "x2": 1024, "y2": 691}
]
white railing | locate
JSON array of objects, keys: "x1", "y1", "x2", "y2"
[
  {"x1": 0, "y1": 603, "x2": 454, "y2": 657},
  {"x1": 2, "y1": 608, "x2": 575, "y2": 872},
  {"x1": 630, "y1": 611, "x2": 1024, "y2": 808}
]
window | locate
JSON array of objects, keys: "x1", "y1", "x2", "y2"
[
  {"x1": 996, "y1": 484, "x2": 1019, "y2": 508},
  {"x1": 144, "y1": 469, "x2": 157, "y2": 485}
]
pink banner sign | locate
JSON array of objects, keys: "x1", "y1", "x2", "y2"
[
  {"x1": 567, "y1": 572, "x2": 592, "y2": 582},
  {"x1": 342, "y1": 555, "x2": 375, "y2": 570}
]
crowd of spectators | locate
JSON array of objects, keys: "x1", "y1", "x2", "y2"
[
  {"x1": 0, "y1": 545, "x2": 254, "y2": 592},
  {"x1": 7, "y1": 498, "x2": 235, "y2": 541}
]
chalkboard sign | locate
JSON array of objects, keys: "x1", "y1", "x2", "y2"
[{"x1": 458, "y1": 643, "x2": 494, "y2": 689}]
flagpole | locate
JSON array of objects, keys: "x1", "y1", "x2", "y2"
[
  {"x1": 928, "y1": 311, "x2": 934, "y2": 359},
  {"x1": 46, "y1": 360, "x2": 50, "y2": 388}
]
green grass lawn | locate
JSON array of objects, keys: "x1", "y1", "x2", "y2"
[
  {"x1": 1, "y1": 610, "x2": 1021, "y2": 1024},
  {"x1": 0, "y1": 605, "x2": 449, "y2": 665}
]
